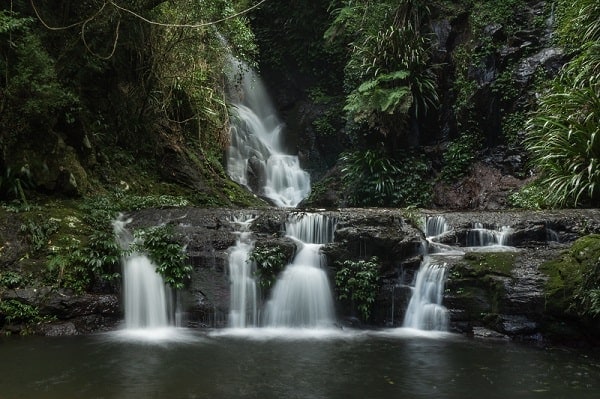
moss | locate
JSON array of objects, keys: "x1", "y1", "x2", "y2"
[
  {"x1": 447, "y1": 251, "x2": 517, "y2": 322},
  {"x1": 540, "y1": 234, "x2": 600, "y2": 318},
  {"x1": 459, "y1": 251, "x2": 517, "y2": 277}
]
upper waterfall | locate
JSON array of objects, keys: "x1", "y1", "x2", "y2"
[{"x1": 225, "y1": 54, "x2": 310, "y2": 207}]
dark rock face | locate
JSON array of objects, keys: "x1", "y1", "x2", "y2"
[{"x1": 2, "y1": 288, "x2": 120, "y2": 335}]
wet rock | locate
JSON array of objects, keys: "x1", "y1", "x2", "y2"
[
  {"x1": 515, "y1": 47, "x2": 565, "y2": 83},
  {"x1": 484, "y1": 23, "x2": 505, "y2": 41},
  {"x1": 472, "y1": 326, "x2": 510, "y2": 340},
  {"x1": 1, "y1": 288, "x2": 121, "y2": 335},
  {"x1": 499, "y1": 315, "x2": 538, "y2": 335},
  {"x1": 36, "y1": 321, "x2": 78, "y2": 336},
  {"x1": 247, "y1": 156, "x2": 266, "y2": 193}
]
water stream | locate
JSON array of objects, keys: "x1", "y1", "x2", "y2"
[
  {"x1": 225, "y1": 55, "x2": 310, "y2": 207},
  {"x1": 467, "y1": 222, "x2": 513, "y2": 247},
  {"x1": 227, "y1": 215, "x2": 258, "y2": 328},
  {"x1": 113, "y1": 217, "x2": 173, "y2": 331},
  {"x1": 404, "y1": 216, "x2": 517, "y2": 331},
  {"x1": 264, "y1": 214, "x2": 336, "y2": 328}
]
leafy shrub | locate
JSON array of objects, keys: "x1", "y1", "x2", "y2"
[
  {"x1": 526, "y1": 83, "x2": 599, "y2": 206},
  {"x1": 328, "y1": 0, "x2": 437, "y2": 145},
  {"x1": 507, "y1": 181, "x2": 551, "y2": 210},
  {"x1": 344, "y1": 71, "x2": 412, "y2": 124},
  {"x1": 335, "y1": 257, "x2": 380, "y2": 321},
  {"x1": 341, "y1": 149, "x2": 432, "y2": 207},
  {"x1": 134, "y1": 225, "x2": 190, "y2": 289},
  {"x1": 250, "y1": 245, "x2": 288, "y2": 290},
  {"x1": 440, "y1": 134, "x2": 480, "y2": 183},
  {"x1": 20, "y1": 217, "x2": 60, "y2": 253},
  {"x1": 0, "y1": 10, "x2": 77, "y2": 135},
  {"x1": 47, "y1": 231, "x2": 121, "y2": 294},
  {"x1": 0, "y1": 299, "x2": 41, "y2": 325},
  {"x1": 0, "y1": 271, "x2": 23, "y2": 289},
  {"x1": 525, "y1": 0, "x2": 600, "y2": 207}
]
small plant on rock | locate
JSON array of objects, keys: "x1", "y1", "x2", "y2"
[
  {"x1": 250, "y1": 245, "x2": 288, "y2": 290},
  {"x1": 335, "y1": 256, "x2": 380, "y2": 322},
  {"x1": 134, "y1": 225, "x2": 190, "y2": 289}
]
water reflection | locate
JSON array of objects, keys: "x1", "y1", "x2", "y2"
[{"x1": 0, "y1": 330, "x2": 598, "y2": 399}]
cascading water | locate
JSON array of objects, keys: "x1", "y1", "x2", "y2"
[
  {"x1": 467, "y1": 223, "x2": 513, "y2": 247},
  {"x1": 403, "y1": 258, "x2": 449, "y2": 331},
  {"x1": 113, "y1": 217, "x2": 172, "y2": 330},
  {"x1": 425, "y1": 215, "x2": 450, "y2": 237},
  {"x1": 264, "y1": 214, "x2": 336, "y2": 327},
  {"x1": 225, "y1": 53, "x2": 310, "y2": 207},
  {"x1": 403, "y1": 216, "x2": 450, "y2": 331},
  {"x1": 227, "y1": 215, "x2": 258, "y2": 328}
]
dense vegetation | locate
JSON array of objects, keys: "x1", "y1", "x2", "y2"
[{"x1": 525, "y1": 0, "x2": 600, "y2": 207}]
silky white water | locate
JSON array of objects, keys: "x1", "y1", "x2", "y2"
[
  {"x1": 113, "y1": 217, "x2": 171, "y2": 330},
  {"x1": 404, "y1": 215, "x2": 450, "y2": 331},
  {"x1": 467, "y1": 222, "x2": 513, "y2": 246},
  {"x1": 264, "y1": 214, "x2": 336, "y2": 327},
  {"x1": 403, "y1": 257, "x2": 449, "y2": 331},
  {"x1": 227, "y1": 215, "x2": 258, "y2": 328},
  {"x1": 226, "y1": 55, "x2": 310, "y2": 207},
  {"x1": 425, "y1": 215, "x2": 450, "y2": 238}
]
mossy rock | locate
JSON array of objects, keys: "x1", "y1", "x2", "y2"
[
  {"x1": 454, "y1": 251, "x2": 517, "y2": 278},
  {"x1": 540, "y1": 234, "x2": 600, "y2": 319}
]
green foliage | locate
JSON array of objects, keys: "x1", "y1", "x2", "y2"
[
  {"x1": 328, "y1": 0, "x2": 437, "y2": 145},
  {"x1": 556, "y1": 0, "x2": 600, "y2": 50},
  {"x1": 525, "y1": 0, "x2": 600, "y2": 207},
  {"x1": 335, "y1": 257, "x2": 380, "y2": 321},
  {"x1": 469, "y1": 0, "x2": 526, "y2": 36},
  {"x1": 40, "y1": 191, "x2": 190, "y2": 293},
  {"x1": 540, "y1": 234, "x2": 600, "y2": 319},
  {"x1": 526, "y1": 83, "x2": 600, "y2": 206},
  {"x1": 134, "y1": 225, "x2": 190, "y2": 289},
  {"x1": 507, "y1": 181, "x2": 551, "y2": 210},
  {"x1": 47, "y1": 231, "x2": 121, "y2": 294},
  {"x1": 344, "y1": 71, "x2": 412, "y2": 123},
  {"x1": 0, "y1": 299, "x2": 41, "y2": 325},
  {"x1": 341, "y1": 149, "x2": 432, "y2": 207},
  {"x1": 250, "y1": 245, "x2": 287, "y2": 290},
  {"x1": 0, "y1": 10, "x2": 77, "y2": 134},
  {"x1": 501, "y1": 111, "x2": 527, "y2": 147},
  {"x1": 19, "y1": 217, "x2": 60, "y2": 253},
  {"x1": 0, "y1": 271, "x2": 24, "y2": 289},
  {"x1": 440, "y1": 134, "x2": 480, "y2": 183}
]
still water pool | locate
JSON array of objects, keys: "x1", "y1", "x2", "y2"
[{"x1": 0, "y1": 328, "x2": 598, "y2": 399}]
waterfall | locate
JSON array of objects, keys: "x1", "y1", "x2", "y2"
[
  {"x1": 467, "y1": 223, "x2": 513, "y2": 246},
  {"x1": 113, "y1": 217, "x2": 172, "y2": 329},
  {"x1": 425, "y1": 215, "x2": 450, "y2": 238},
  {"x1": 264, "y1": 214, "x2": 336, "y2": 327},
  {"x1": 403, "y1": 216, "x2": 450, "y2": 331},
  {"x1": 403, "y1": 258, "x2": 449, "y2": 331},
  {"x1": 227, "y1": 215, "x2": 258, "y2": 328},
  {"x1": 225, "y1": 54, "x2": 311, "y2": 207}
]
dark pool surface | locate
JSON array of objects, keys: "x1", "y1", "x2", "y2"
[{"x1": 1, "y1": 327, "x2": 598, "y2": 399}]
